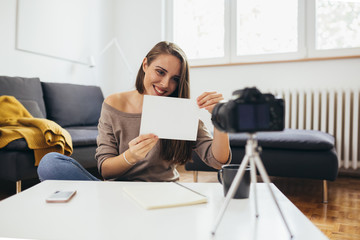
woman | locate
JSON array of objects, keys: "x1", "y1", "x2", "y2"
[{"x1": 38, "y1": 41, "x2": 231, "y2": 181}]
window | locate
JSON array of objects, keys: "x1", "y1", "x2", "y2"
[
  {"x1": 236, "y1": 0, "x2": 298, "y2": 55},
  {"x1": 173, "y1": 0, "x2": 225, "y2": 59},
  {"x1": 168, "y1": 0, "x2": 228, "y2": 65},
  {"x1": 310, "y1": 0, "x2": 360, "y2": 58},
  {"x1": 233, "y1": 0, "x2": 302, "y2": 63},
  {"x1": 316, "y1": 0, "x2": 360, "y2": 50},
  {"x1": 165, "y1": 0, "x2": 360, "y2": 65}
]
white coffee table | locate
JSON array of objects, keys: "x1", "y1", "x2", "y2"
[{"x1": 0, "y1": 180, "x2": 328, "y2": 240}]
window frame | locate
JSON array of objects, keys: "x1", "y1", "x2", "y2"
[{"x1": 164, "y1": 0, "x2": 360, "y2": 66}]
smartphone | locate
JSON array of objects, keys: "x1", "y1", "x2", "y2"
[{"x1": 46, "y1": 190, "x2": 77, "y2": 203}]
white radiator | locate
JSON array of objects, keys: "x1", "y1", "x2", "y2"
[{"x1": 269, "y1": 89, "x2": 360, "y2": 170}]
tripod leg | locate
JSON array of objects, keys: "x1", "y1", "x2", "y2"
[
  {"x1": 249, "y1": 156, "x2": 259, "y2": 217},
  {"x1": 211, "y1": 154, "x2": 251, "y2": 236},
  {"x1": 253, "y1": 155, "x2": 293, "y2": 238}
]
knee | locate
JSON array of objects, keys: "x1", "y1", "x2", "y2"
[
  {"x1": 39, "y1": 152, "x2": 63, "y2": 167},
  {"x1": 37, "y1": 152, "x2": 65, "y2": 181}
]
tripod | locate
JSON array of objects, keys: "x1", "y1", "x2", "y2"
[{"x1": 211, "y1": 133, "x2": 293, "y2": 238}]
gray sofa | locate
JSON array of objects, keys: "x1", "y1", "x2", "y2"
[
  {"x1": 0, "y1": 76, "x2": 104, "y2": 192},
  {"x1": 186, "y1": 129, "x2": 339, "y2": 202}
]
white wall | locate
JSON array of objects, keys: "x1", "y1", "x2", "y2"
[
  {"x1": 190, "y1": 58, "x2": 360, "y2": 100},
  {"x1": 0, "y1": 0, "x2": 115, "y2": 89},
  {"x1": 108, "y1": 0, "x2": 163, "y2": 96}
]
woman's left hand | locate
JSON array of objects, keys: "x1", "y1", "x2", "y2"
[{"x1": 197, "y1": 91, "x2": 224, "y2": 114}]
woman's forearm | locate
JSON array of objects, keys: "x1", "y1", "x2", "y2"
[
  {"x1": 211, "y1": 128, "x2": 230, "y2": 164},
  {"x1": 100, "y1": 150, "x2": 136, "y2": 179}
]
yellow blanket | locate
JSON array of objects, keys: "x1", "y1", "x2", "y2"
[{"x1": 0, "y1": 96, "x2": 73, "y2": 166}]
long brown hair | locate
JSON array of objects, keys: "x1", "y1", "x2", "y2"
[{"x1": 136, "y1": 41, "x2": 194, "y2": 164}]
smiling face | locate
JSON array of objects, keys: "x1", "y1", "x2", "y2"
[
  {"x1": 135, "y1": 41, "x2": 190, "y2": 99},
  {"x1": 142, "y1": 54, "x2": 181, "y2": 97}
]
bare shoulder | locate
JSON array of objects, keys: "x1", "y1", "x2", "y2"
[
  {"x1": 104, "y1": 92, "x2": 125, "y2": 111},
  {"x1": 104, "y1": 91, "x2": 139, "y2": 113},
  {"x1": 104, "y1": 93, "x2": 120, "y2": 105}
]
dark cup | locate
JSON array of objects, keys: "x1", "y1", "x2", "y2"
[{"x1": 218, "y1": 164, "x2": 251, "y2": 199}]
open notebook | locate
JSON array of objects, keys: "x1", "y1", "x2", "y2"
[{"x1": 123, "y1": 182, "x2": 208, "y2": 210}]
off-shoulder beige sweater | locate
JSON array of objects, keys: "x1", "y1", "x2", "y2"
[{"x1": 95, "y1": 102, "x2": 230, "y2": 181}]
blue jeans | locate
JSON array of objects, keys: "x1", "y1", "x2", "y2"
[{"x1": 37, "y1": 152, "x2": 100, "y2": 181}]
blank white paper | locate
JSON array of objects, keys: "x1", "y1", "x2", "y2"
[{"x1": 139, "y1": 95, "x2": 199, "y2": 141}]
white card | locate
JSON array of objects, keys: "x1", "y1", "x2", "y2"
[{"x1": 139, "y1": 95, "x2": 199, "y2": 141}]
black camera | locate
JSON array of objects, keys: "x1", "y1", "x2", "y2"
[{"x1": 211, "y1": 87, "x2": 285, "y2": 133}]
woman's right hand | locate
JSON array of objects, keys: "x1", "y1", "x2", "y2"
[{"x1": 127, "y1": 133, "x2": 159, "y2": 162}]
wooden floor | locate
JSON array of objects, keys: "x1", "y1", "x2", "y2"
[{"x1": 1, "y1": 167, "x2": 360, "y2": 240}]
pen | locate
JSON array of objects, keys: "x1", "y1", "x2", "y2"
[{"x1": 174, "y1": 182, "x2": 207, "y2": 198}]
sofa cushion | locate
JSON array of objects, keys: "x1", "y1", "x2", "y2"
[
  {"x1": 229, "y1": 129, "x2": 334, "y2": 150},
  {"x1": 0, "y1": 76, "x2": 46, "y2": 117},
  {"x1": 18, "y1": 99, "x2": 44, "y2": 118},
  {"x1": 65, "y1": 127, "x2": 98, "y2": 147},
  {"x1": 41, "y1": 82, "x2": 104, "y2": 127}
]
